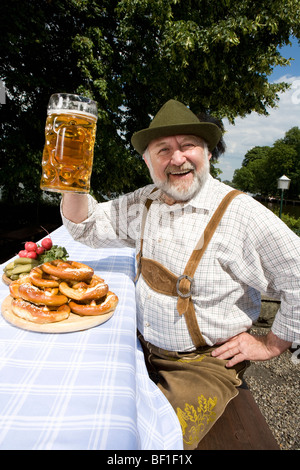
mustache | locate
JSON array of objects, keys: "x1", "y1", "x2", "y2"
[{"x1": 165, "y1": 162, "x2": 196, "y2": 175}]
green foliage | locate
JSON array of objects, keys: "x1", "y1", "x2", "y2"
[
  {"x1": 271, "y1": 208, "x2": 300, "y2": 236},
  {"x1": 280, "y1": 212, "x2": 300, "y2": 232},
  {"x1": 0, "y1": 0, "x2": 299, "y2": 203},
  {"x1": 210, "y1": 163, "x2": 222, "y2": 179},
  {"x1": 233, "y1": 127, "x2": 300, "y2": 199}
]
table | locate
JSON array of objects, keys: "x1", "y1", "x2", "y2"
[{"x1": 0, "y1": 225, "x2": 183, "y2": 450}]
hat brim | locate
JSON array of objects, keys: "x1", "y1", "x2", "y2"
[{"x1": 131, "y1": 123, "x2": 222, "y2": 155}]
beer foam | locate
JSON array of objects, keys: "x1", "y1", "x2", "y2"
[{"x1": 47, "y1": 108, "x2": 97, "y2": 120}]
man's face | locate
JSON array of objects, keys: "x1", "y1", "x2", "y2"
[{"x1": 144, "y1": 135, "x2": 212, "y2": 204}]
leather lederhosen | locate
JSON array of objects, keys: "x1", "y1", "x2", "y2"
[{"x1": 135, "y1": 189, "x2": 243, "y2": 348}]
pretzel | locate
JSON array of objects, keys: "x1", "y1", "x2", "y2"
[
  {"x1": 30, "y1": 266, "x2": 60, "y2": 288},
  {"x1": 59, "y1": 275, "x2": 108, "y2": 301},
  {"x1": 42, "y1": 260, "x2": 94, "y2": 282},
  {"x1": 69, "y1": 291, "x2": 118, "y2": 316},
  {"x1": 11, "y1": 298, "x2": 70, "y2": 324},
  {"x1": 18, "y1": 282, "x2": 68, "y2": 307},
  {"x1": 9, "y1": 275, "x2": 32, "y2": 299}
]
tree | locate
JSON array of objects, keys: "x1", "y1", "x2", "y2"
[
  {"x1": 232, "y1": 127, "x2": 300, "y2": 198},
  {"x1": 0, "y1": 0, "x2": 299, "y2": 204},
  {"x1": 232, "y1": 165, "x2": 256, "y2": 193},
  {"x1": 265, "y1": 130, "x2": 300, "y2": 197},
  {"x1": 240, "y1": 146, "x2": 270, "y2": 168}
]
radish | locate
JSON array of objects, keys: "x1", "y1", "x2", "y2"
[
  {"x1": 25, "y1": 241, "x2": 38, "y2": 252},
  {"x1": 27, "y1": 251, "x2": 38, "y2": 259},
  {"x1": 19, "y1": 250, "x2": 28, "y2": 258},
  {"x1": 36, "y1": 246, "x2": 45, "y2": 255},
  {"x1": 41, "y1": 237, "x2": 53, "y2": 250}
]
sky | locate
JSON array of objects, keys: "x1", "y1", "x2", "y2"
[{"x1": 216, "y1": 37, "x2": 300, "y2": 181}]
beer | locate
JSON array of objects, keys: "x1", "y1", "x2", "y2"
[{"x1": 40, "y1": 94, "x2": 98, "y2": 193}]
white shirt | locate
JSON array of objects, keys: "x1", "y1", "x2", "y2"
[{"x1": 62, "y1": 175, "x2": 300, "y2": 351}]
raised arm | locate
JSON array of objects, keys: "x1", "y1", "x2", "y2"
[{"x1": 61, "y1": 193, "x2": 89, "y2": 223}]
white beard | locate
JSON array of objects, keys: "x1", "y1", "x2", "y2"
[{"x1": 147, "y1": 149, "x2": 210, "y2": 203}]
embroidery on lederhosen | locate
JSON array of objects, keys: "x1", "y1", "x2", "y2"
[{"x1": 177, "y1": 395, "x2": 218, "y2": 447}]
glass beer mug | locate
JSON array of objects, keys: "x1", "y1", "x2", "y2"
[{"x1": 40, "y1": 93, "x2": 98, "y2": 193}]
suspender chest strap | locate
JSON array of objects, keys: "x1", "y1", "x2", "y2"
[{"x1": 136, "y1": 189, "x2": 243, "y2": 348}]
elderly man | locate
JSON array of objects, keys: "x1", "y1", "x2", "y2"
[{"x1": 61, "y1": 99, "x2": 300, "y2": 449}]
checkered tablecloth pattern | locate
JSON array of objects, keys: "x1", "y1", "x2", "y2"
[{"x1": 0, "y1": 226, "x2": 183, "y2": 450}]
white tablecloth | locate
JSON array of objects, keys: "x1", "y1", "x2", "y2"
[{"x1": 0, "y1": 225, "x2": 183, "y2": 450}]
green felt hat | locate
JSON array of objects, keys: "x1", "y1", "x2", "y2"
[{"x1": 131, "y1": 99, "x2": 222, "y2": 154}]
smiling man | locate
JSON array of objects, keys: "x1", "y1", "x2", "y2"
[
  {"x1": 144, "y1": 134, "x2": 211, "y2": 204},
  {"x1": 61, "y1": 99, "x2": 300, "y2": 449}
]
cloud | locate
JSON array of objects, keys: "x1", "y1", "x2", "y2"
[{"x1": 217, "y1": 75, "x2": 300, "y2": 181}]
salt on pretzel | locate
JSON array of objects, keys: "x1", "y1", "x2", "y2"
[
  {"x1": 18, "y1": 282, "x2": 68, "y2": 307},
  {"x1": 69, "y1": 291, "x2": 118, "y2": 316},
  {"x1": 42, "y1": 260, "x2": 94, "y2": 282},
  {"x1": 30, "y1": 266, "x2": 59, "y2": 288},
  {"x1": 59, "y1": 275, "x2": 108, "y2": 301},
  {"x1": 11, "y1": 298, "x2": 70, "y2": 324}
]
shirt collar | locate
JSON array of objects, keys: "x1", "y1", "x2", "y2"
[{"x1": 185, "y1": 174, "x2": 216, "y2": 211}]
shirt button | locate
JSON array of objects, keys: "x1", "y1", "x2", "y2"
[{"x1": 145, "y1": 321, "x2": 150, "y2": 327}]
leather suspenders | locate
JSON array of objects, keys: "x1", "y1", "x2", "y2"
[{"x1": 136, "y1": 189, "x2": 243, "y2": 348}]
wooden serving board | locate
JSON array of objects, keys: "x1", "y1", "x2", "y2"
[{"x1": 1, "y1": 295, "x2": 116, "y2": 333}]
